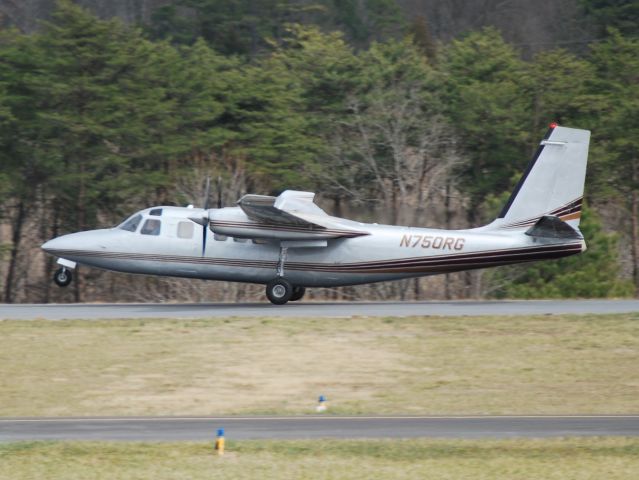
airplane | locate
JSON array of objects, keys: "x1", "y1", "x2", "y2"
[{"x1": 42, "y1": 124, "x2": 590, "y2": 304}]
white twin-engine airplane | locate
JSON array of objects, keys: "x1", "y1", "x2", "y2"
[{"x1": 42, "y1": 125, "x2": 589, "y2": 304}]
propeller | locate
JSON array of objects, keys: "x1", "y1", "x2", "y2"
[
  {"x1": 201, "y1": 176, "x2": 212, "y2": 256},
  {"x1": 189, "y1": 175, "x2": 222, "y2": 256}
]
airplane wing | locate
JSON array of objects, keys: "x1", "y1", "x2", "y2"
[{"x1": 209, "y1": 190, "x2": 369, "y2": 241}]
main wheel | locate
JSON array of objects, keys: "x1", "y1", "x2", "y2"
[
  {"x1": 266, "y1": 278, "x2": 293, "y2": 305},
  {"x1": 290, "y1": 286, "x2": 306, "y2": 302},
  {"x1": 53, "y1": 267, "x2": 72, "y2": 287}
]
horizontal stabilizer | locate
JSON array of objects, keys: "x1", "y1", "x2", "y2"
[{"x1": 525, "y1": 216, "x2": 583, "y2": 239}]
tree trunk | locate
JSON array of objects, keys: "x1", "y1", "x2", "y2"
[
  {"x1": 74, "y1": 160, "x2": 86, "y2": 303},
  {"x1": 4, "y1": 200, "x2": 26, "y2": 303},
  {"x1": 444, "y1": 181, "x2": 452, "y2": 300},
  {"x1": 38, "y1": 191, "x2": 52, "y2": 303},
  {"x1": 631, "y1": 161, "x2": 639, "y2": 297}
]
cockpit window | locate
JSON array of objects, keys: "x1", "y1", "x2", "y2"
[
  {"x1": 119, "y1": 214, "x2": 142, "y2": 232},
  {"x1": 149, "y1": 208, "x2": 163, "y2": 216},
  {"x1": 141, "y1": 218, "x2": 161, "y2": 236}
]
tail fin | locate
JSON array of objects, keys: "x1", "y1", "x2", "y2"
[{"x1": 491, "y1": 124, "x2": 590, "y2": 231}]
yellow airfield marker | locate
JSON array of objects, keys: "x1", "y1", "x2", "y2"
[{"x1": 215, "y1": 428, "x2": 225, "y2": 456}]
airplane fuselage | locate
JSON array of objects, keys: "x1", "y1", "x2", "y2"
[{"x1": 42, "y1": 205, "x2": 585, "y2": 288}]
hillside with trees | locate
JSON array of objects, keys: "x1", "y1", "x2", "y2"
[{"x1": 0, "y1": 0, "x2": 637, "y2": 303}]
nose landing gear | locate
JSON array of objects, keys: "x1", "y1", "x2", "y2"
[{"x1": 53, "y1": 267, "x2": 73, "y2": 287}]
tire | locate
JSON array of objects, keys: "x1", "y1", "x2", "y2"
[
  {"x1": 266, "y1": 278, "x2": 293, "y2": 305},
  {"x1": 53, "y1": 268, "x2": 72, "y2": 287},
  {"x1": 290, "y1": 286, "x2": 306, "y2": 302}
]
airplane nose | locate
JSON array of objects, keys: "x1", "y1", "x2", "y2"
[
  {"x1": 42, "y1": 229, "x2": 116, "y2": 255},
  {"x1": 41, "y1": 232, "x2": 92, "y2": 254},
  {"x1": 41, "y1": 235, "x2": 72, "y2": 254}
]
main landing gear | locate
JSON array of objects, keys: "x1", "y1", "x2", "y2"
[
  {"x1": 265, "y1": 279, "x2": 306, "y2": 305},
  {"x1": 53, "y1": 267, "x2": 73, "y2": 287},
  {"x1": 265, "y1": 245, "x2": 306, "y2": 305}
]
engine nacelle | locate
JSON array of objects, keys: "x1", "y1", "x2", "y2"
[{"x1": 208, "y1": 207, "x2": 343, "y2": 240}]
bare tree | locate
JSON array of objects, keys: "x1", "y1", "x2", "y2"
[{"x1": 335, "y1": 84, "x2": 464, "y2": 227}]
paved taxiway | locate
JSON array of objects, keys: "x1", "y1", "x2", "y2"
[
  {"x1": 1, "y1": 300, "x2": 638, "y2": 320},
  {"x1": 2, "y1": 416, "x2": 638, "y2": 442}
]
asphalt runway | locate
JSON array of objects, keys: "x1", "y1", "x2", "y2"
[
  {"x1": 2, "y1": 416, "x2": 638, "y2": 442},
  {"x1": 1, "y1": 299, "x2": 638, "y2": 320}
]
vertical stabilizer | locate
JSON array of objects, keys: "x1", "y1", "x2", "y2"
[{"x1": 491, "y1": 125, "x2": 590, "y2": 230}]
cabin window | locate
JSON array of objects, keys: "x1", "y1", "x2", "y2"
[
  {"x1": 141, "y1": 218, "x2": 161, "y2": 236},
  {"x1": 214, "y1": 233, "x2": 227, "y2": 241},
  {"x1": 149, "y1": 208, "x2": 163, "y2": 216},
  {"x1": 119, "y1": 214, "x2": 142, "y2": 232},
  {"x1": 252, "y1": 238, "x2": 268, "y2": 245},
  {"x1": 177, "y1": 221, "x2": 194, "y2": 239},
  {"x1": 233, "y1": 237, "x2": 247, "y2": 243}
]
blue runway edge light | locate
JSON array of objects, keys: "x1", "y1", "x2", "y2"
[{"x1": 217, "y1": 428, "x2": 224, "y2": 437}]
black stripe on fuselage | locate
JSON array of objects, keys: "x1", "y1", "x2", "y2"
[
  {"x1": 285, "y1": 244, "x2": 582, "y2": 273},
  {"x1": 46, "y1": 242, "x2": 582, "y2": 275}
]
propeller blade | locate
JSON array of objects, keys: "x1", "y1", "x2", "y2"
[
  {"x1": 217, "y1": 176, "x2": 223, "y2": 209},
  {"x1": 201, "y1": 211, "x2": 209, "y2": 256}
]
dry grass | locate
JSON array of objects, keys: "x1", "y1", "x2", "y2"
[
  {"x1": 1, "y1": 438, "x2": 639, "y2": 480},
  {"x1": 0, "y1": 314, "x2": 638, "y2": 416}
]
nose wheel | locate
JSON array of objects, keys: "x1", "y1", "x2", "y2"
[{"x1": 53, "y1": 267, "x2": 73, "y2": 287}]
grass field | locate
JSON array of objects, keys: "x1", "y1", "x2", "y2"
[
  {"x1": 0, "y1": 313, "x2": 638, "y2": 416},
  {"x1": 1, "y1": 438, "x2": 638, "y2": 480}
]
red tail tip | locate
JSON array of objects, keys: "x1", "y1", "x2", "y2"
[{"x1": 549, "y1": 122, "x2": 558, "y2": 128}]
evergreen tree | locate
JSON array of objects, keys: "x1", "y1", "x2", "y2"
[
  {"x1": 269, "y1": 25, "x2": 360, "y2": 195},
  {"x1": 408, "y1": 15, "x2": 437, "y2": 62},
  {"x1": 149, "y1": 0, "x2": 296, "y2": 56},
  {"x1": 34, "y1": 1, "x2": 177, "y2": 230},
  {"x1": 581, "y1": 0, "x2": 639, "y2": 38},
  {"x1": 328, "y1": 0, "x2": 405, "y2": 45},
  {"x1": 525, "y1": 48, "x2": 595, "y2": 135},
  {"x1": 588, "y1": 30, "x2": 639, "y2": 294},
  {"x1": 440, "y1": 28, "x2": 530, "y2": 226},
  {"x1": 0, "y1": 28, "x2": 53, "y2": 302},
  {"x1": 225, "y1": 56, "x2": 322, "y2": 188}
]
